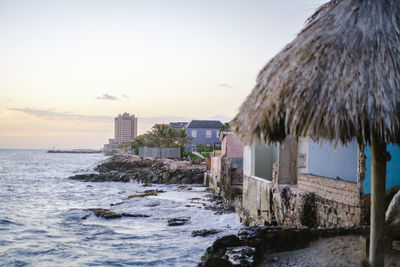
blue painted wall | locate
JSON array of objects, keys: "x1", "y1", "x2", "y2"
[
  {"x1": 305, "y1": 139, "x2": 358, "y2": 182},
  {"x1": 185, "y1": 128, "x2": 221, "y2": 152},
  {"x1": 362, "y1": 144, "x2": 400, "y2": 194}
]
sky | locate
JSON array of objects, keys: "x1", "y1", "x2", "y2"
[{"x1": 0, "y1": 0, "x2": 328, "y2": 149}]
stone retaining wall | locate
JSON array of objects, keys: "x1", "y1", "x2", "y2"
[
  {"x1": 298, "y1": 174, "x2": 364, "y2": 227},
  {"x1": 238, "y1": 174, "x2": 366, "y2": 227},
  {"x1": 298, "y1": 174, "x2": 359, "y2": 205}
]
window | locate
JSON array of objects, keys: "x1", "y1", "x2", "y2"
[
  {"x1": 298, "y1": 153, "x2": 307, "y2": 169},
  {"x1": 206, "y1": 130, "x2": 212, "y2": 138},
  {"x1": 216, "y1": 130, "x2": 220, "y2": 138},
  {"x1": 191, "y1": 130, "x2": 197, "y2": 138}
]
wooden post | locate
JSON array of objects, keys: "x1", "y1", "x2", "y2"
[{"x1": 369, "y1": 135, "x2": 386, "y2": 267}]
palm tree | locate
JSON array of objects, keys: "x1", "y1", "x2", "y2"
[
  {"x1": 176, "y1": 128, "x2": 193, "y2": 146},
  {"x1": 151, "y1": 124, "x2": 178, "y2": 147},
  {"x1": 219, "y1": 122, "x2": 231, "y2": 135}
]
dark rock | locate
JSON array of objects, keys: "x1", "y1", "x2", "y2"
[
  {"x1": 192, "y1": 229, "x2": 221, "y2": 237},
  {"x1": 69, "y1": 155, "x2": 205, "y2": 184},
  {"x1": 178, "y1": 185, "x2": 193, "y2": 191},
  {"x1": 128, "y1": 189, "x2": 164, "y2": 198},
  {"x1": 182, "y1": 177, "x2": 192, "y2": 184},
  {"x1": 168, "y1": 217, "x2": 190, "y2": 226},
  {"x1": 110, "y1": 201, "x2": 125, "y2": 206},
  {"x1": 198, "y1": 235, "x2": 242, "y2": 267},
  {"x1": 198, "y1": 257, "x2": 233, "y2": 267},
  {"x1": 213, "y1": 235, "x2": 242, "y2": 249},
  {"x1": 87, "y1": 208, "x2": 150, "y2": 219},
  {"x1": 199, "y1": 226, "x2": 370, "y2": 266},
  {"x1": 121, "y1": 213, "x2": 150, "y2": 218},
  {"x1": 224, "y1": 246, "x2": 255, "y2": 267}
]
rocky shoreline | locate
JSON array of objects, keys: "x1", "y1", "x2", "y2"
[
  {"x1": 69, "y1": 154, "x2": 205, "y2": 184},
  {"x1": 69, "y1": 154, "x2": 395, "y2": 266},
  {"x1": 198, "y1": 226, "x2": 370, "y2": 266}
]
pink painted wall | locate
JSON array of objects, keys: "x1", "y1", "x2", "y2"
[
  {"x1": 222, "y1": 133, "x2": 243, "y2": 158},
  {"x1": 211, "y1": 156, "x2": 222, "y2": 180}
]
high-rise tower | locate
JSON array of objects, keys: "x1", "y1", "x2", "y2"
[{"x1": 114, "y1": 113, "x2": 138, "y2": 144}]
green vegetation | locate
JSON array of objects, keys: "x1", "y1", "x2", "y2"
[
  {"x1": 126, "y1": 124, "x2": 193, "y2": 155},
  {"x1": 219, "y1": 121, "x2": 231, "y2": 135}
]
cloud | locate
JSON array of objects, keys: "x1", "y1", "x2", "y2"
[
  {"x1": 217, "y1": 83, "x2": 236, "y2": 90},
  {"x1": 122, "y1": 94, "x2": 129, "y2": 98},
  {"x1": 8, "y1": 108, "x2": 113, "y2": 123},
  {"x1": 96, "y1": 93, "x2": 119, "y2": 100},
  {"x1": 7, "y1": 108, "x2": 232, "y2": 134}
]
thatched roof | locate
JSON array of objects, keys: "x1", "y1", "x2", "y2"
[{"x1": 232, "y1": 0, "x2": 400, "y2": 146}]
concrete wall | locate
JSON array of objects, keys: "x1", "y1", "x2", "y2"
[
  {"x1": 243, "y1": 145, "x2": 253, "y2": 177},
  {"x1": 299, "y1": 138, "x2": 358, "y2": 182},
  {"x1": 278, "y1": 137, "x2": 298, "y2": 184},
  {"x1": 222, "y1": 134, "x2": 243, "y2": 158},
  {"x1": 243, "y1": 137, "x2": 297, "y2": 183},
  {"x1": 363, "y1": 144, "x2": 400, "y2": 194},
  {"x1": 138, "y1": 147, "x2": 181, "y2": 159},
  {"x1": 239, "y1": 173, "x2": 365, "y2": 227},
  {"x1": 242, "y1": 175, "x2": 273, "y2": 225},
  {"x1": 210, "y1": 156, "x2": 222, "y2": 181},
  {"x1": 254, "y1": 140, "x2": 279, "y2": 180}
]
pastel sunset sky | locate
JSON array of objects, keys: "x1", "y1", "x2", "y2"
[{"x1": 0, "y1": 0, "x2": 327, "y2": 149}]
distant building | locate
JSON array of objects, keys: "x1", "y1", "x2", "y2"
[
  {"x1": 184, "y1": 120, "x2": 223, "y2": 152},
  {"x1": 103, "y1": 138, "x2": 118, "y2": 155},
  {"x1": 151, "y1": 122, "x2": 188, "y2": 130},
  {"x1": 169, "y1": 122, "x2": 188, "y2": 129},
  {"x1": 114, "y1": 113, "x2": 138, "y2": 144}
]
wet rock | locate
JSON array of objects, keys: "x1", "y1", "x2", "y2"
[
  {"x1": 69, "y1": 155, "x2": 205, "y2": 184},
  {"x1": 182, "y1": 177, "x2": 192, "y2": 184},
  {"x1": 168, "y1": 217, "x2": 190, "y2": 226},
  {"x1": 120, "y1": 213, "x2": 150, "y2": 218},
  {"x1": 163, "y1": 171, "x2": 170, "y2": 180},
  {"x1": 198, "y1": 235, "x2": 242, "y2": 267},
  {"x1": 128, "y1": 189, "x2": 165, "y2": 198},
  {"x1": 110, "y1": 201, "x2": 125, "y2": 206},
  {"x1": 178, "y1": 185, "x2": 193, "y2": 191},
  {"x1": 386, "y1": 190, "x2": 400, "y2": 239},
  {"x1": 87, "y1": 208, "x2": 150, "y2": 219},
  {"x1": 224, "y1": 246, "x2": 255, "y2": 267},
  {"x1": 192, "y1": 229, "x2": 221, "y2": 237},
  {"x1": 213, "y1": 235, "x2": 242, "y2": 248}
]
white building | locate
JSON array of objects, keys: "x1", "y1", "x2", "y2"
[{"x1": 114, "y1": 113, "x2": 138, "y2": 144}]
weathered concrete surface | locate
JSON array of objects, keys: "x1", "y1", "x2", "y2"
[
  {"x1": 239, "y1": 173, "x2": 366, "y2": 227},
  {"x1": 242, "y1": 175, "x2": 273, "y2": 226},
  {"x1": 272, "y1": 184, "x2": 316, "y2": 227},
  {"x1": 207, "y1": 156, "x2": 243, "y2": 211}
]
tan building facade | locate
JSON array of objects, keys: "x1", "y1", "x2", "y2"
[{"x1": 114, "y1": 113, "x2": 138, "y2": 144}]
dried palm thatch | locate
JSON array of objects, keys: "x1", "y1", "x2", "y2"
[{"x1": 232, "y1": 0, "x2": 400, "y2": 146}]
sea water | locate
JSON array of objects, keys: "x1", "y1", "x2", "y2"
[{"x1": 0, "y1": 150, "x2": 240, "y2": 266}]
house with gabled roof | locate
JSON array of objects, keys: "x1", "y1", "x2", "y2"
[
  {"x1": 169, "y1": 122, "x2": 188, "y2": 129},
  {"x1": 184, "y1": 120, "x2": 223, "y2": 152}
]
